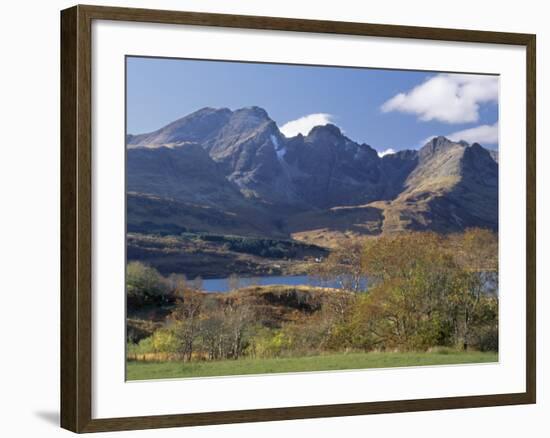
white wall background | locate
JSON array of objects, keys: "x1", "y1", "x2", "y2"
[{"x1": 0, "y1": 0, "x2": 546, "y2": 436}]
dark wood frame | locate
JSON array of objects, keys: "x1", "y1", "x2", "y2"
[{"x1": 61, "y1": 4, "x2": 536, "y2": 433}]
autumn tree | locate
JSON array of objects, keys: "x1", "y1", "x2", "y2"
[
  {"x1": 450, "y1": 228, "x2": 498, "y2": 273},
  {"x1": 356, "y1": 232, "x2": 497, "y2": 351},
  {"x1": 311, "y1": 238, "x2": 368, "y2": 292},
  {"x1": 189, "y1": 276, "x2": 204, "y2": 292},
  {"x1": 223, "y1": 298, "x2": 254, "y2": 359},
  {"x1": 227, "y1": 273, "x2": 240, "y2": 291},
  {"x1": 170, "y1": 277, "x2": 203, "y2": 361},
  {"x1": 167, "y1": 273, "x2": 187, "y2": 294},
  {"x1": 199, "y1": 297, "x2": 227, "y2": 360}
]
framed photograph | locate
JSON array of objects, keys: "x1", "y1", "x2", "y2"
[{"x1": 60, "y1": 4, "x2": 536, "y2": 433}]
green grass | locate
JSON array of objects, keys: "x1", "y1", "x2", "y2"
[{"x1": 126, "y1": 351, "x2": 498, "y2": 380}]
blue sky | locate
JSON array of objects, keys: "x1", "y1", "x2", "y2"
[{"x1": 126, "y1": 56, "x2": 499, "y2": 154}]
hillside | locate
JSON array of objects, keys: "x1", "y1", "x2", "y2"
[
  {"x1": 127, "y1": 284, "x2": 353, "y2": 343},
  {"x1": 127, "y1": 232, "x2": 326, "y2": 277},
  {"x1": 370, "y1": 137, "x2": 498, "y2": 233},
  {"x1": 126, "y1": 106, "x2": 499, "y2": 257}
]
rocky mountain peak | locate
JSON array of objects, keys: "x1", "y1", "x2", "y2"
[
  {"x1": 233, "y1": 106, "x2": 270, "y2": 119},
  {"x1": 425, "y1": 135, "x2": 456, "y2": 149},
  {"x1": 469, "y1": 142, "x2": 484, "y2": 152},
  {"x1": 306, "y1": 123, "x2": 343, "y2": 141},
  {"x1": 126, "y1": 106, "x2": 232, "y2": 148},
  {"x1": 419, "y1": 136, "x2": 467, "y2": 160},
  {"x1": 210, "y1": 107, "x2": 275, "y2": 143},
  {"x1": 191, "y1": 106, "x2": 232, "y2": 117}
]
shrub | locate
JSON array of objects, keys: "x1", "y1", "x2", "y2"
[
  {"x1": 251, "y1": 329, "x2": 292, "y2": 358},
  {"x1": 127, "y1": 261, "x2": 170, "y2": 308}
]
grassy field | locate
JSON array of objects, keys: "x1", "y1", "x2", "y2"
[{"x1": 127, "y1": 351, "x2": 498, "y2": 380}]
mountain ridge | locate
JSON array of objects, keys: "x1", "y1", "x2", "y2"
[{"x1": 126, "y1": 106, "x2": 499, "y2": 240}]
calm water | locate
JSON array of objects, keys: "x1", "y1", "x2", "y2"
[
  {"x1": 201, "y1": 274, "x2": 496, "y2": 294},
  {"x1": 201, "y1": 275, "x2": 364, "y2": 293}
]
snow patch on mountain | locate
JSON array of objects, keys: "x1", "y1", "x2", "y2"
[{"x1": 271, "y1": 134, "x2": 287, "y2": 160}]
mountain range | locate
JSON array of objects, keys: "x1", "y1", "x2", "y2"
[{"x1": 126, "y1": 106, "x2": 498, "y2": 244}]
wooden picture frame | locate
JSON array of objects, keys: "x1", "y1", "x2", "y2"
[{"x1": 61, "y1": 4, "x2": 536, "y2": 433}]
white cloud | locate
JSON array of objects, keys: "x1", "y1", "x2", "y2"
[
  {"x1": 446, "y1": 122, "x2": 499, "y2": 145},
  {"x1": 279, "y1": 113, "x2": 334, "y2": 137},
  {"x1": 377, "y1": 148, "x2": 396, "y2": 157},
  {"x1": 422, "y1": 122, "x2": 499, "y2": 147},
  {"x1": 381, "y1": 74, "x2": 498, "y2": 124}
]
